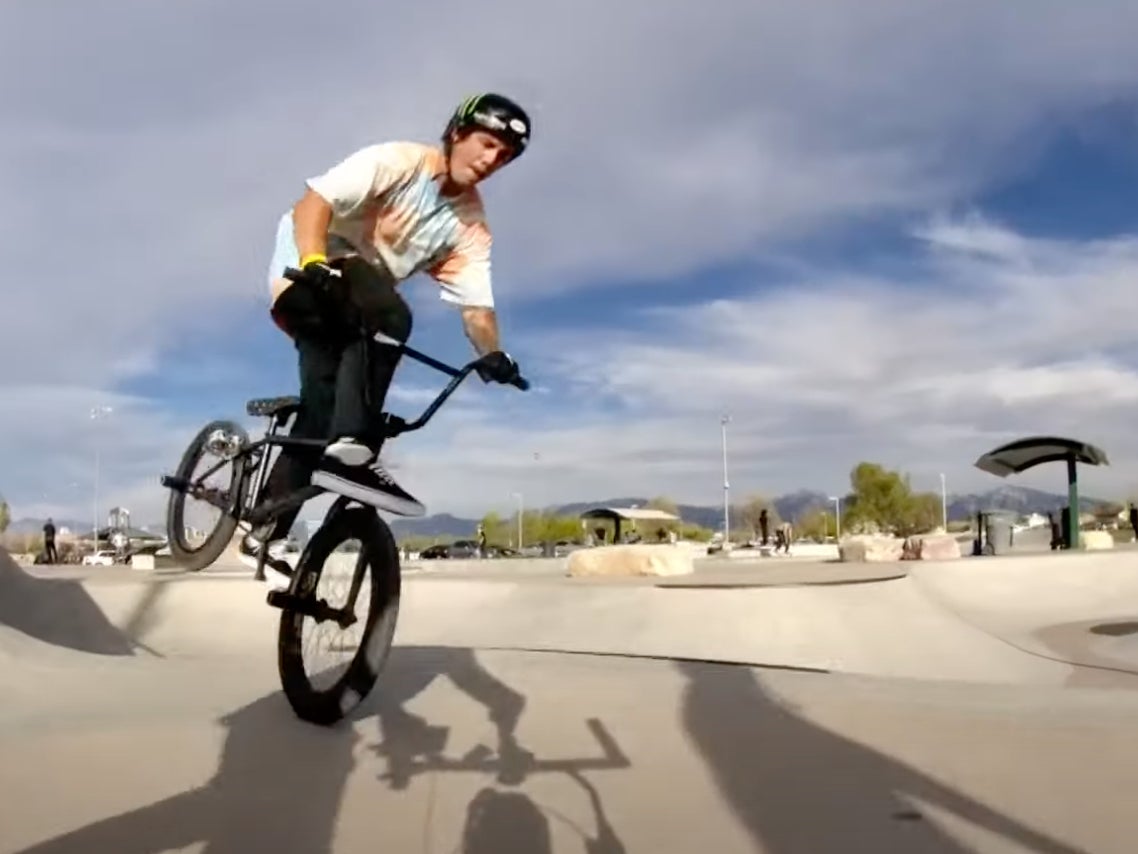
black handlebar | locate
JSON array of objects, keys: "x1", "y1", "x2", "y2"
[{"x1": 282, "y1": 265, "x2": 529, "y2": 438}]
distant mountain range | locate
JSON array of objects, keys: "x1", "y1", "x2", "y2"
[
  {"x1": 3, "y1": 484, "x2": 1113, "y2": 542},
  {"x1": 382, "y1": 485, "x2": 1112, "y2": 540}
]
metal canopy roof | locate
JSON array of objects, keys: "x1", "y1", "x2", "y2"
[
  {"x1": 579, "y1": 506, "x2": 679, "y2": 522},
  {"x1": 974, "y1": 436, "x2": 1109, "y2": 478}
]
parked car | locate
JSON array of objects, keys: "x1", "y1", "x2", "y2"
[{"x1": 81, "y1": 550, "x2": 117, "y2": 566}]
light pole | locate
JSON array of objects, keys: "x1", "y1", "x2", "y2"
[
  {"x1": 511, "y1": 491, "x2": 524, "y2": 550},
  {"x1": 829, "y1": 495, "x2": 842, "y2": 540},
  {"x1": 720, "y1": 414, "x2": 730, "y2": 547},
  {"x1": 939, "y1": 473, "x2": 948, "y2": 530},
  {"x1": 90, "y1": 405, "x2": 113, "y2": 554}
]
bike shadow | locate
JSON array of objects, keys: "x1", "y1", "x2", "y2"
[
  {"x1": 676, "y1": 659, "x2": 1089, "y2": 853},
  {"x1": 9, "y1": 645, "x2": 627, "y2": 854},
  {"x1": 353, "y1": 645, "x2": 630, "y2": 853}
]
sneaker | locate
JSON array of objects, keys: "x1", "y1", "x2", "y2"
[
  {"x1": 237, "y1": 535, "x2": 295, "y2": 589},
  {"x1": 325, "y1": 436, "x2": 375, "y2": 466},
  {"x1": 310, "y1": 457, "x2": 426, "y2": 516}
]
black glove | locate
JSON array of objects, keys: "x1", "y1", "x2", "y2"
[
  {"x1": 474, "y1": 350, "x2": 521, "y2": 385},
  {"x1": 301, "y1": 256, "x2": 339, "y2": 291}
]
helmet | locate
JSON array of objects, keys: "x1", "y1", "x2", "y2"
[{"x1": 443, "y1": 93, "x2": 531, "y2": 161}]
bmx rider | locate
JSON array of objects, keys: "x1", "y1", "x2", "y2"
[{"x1": 241, "y1": 93, "x2": 532, "y2": 578}]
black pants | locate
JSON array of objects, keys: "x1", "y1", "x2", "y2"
[{"x1": 260, "y1": 257, "x2": 413, "y2": 541}]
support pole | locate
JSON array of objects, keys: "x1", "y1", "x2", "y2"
[{"x1": 1066, "y1": 454, "x2": 1080, "y2": 550}]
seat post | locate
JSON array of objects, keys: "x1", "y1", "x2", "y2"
[{"x1": 246, "y1": 413, "x2": 280, "y2": 514}]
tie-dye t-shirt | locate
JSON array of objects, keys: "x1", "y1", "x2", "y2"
[{"x1": 279, "y1": 141, "x2": 494, "y2": 308}]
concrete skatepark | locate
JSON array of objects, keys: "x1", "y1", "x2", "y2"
[{"x1": 2, "y1": 543, "x2": 1138, "y2": 853}]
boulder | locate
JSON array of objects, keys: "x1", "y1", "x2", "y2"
[
  {"x1": 567, "y1": 544, "x2": 694, "y2": 578},
  {"x1": 839, "y1": 535, "x2": 905, "y2": 563},
  {"x1": 901, "y1": 534, "x2": 962, "y2": 561},
  {"x1": 1081, "y1": 530, "x2": 1115, "y2": 551}
]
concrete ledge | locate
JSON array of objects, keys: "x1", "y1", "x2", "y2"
[{"x1": 567, "y1": 544, "x2": 694, "y2": 578}]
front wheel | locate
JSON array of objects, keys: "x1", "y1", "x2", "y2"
[
  {"x1": 165, "y1": 419, "x2": 249, "y2": 571},
  {"x1": 277, "y1": 505, "x2": 401, "y2": 726}
]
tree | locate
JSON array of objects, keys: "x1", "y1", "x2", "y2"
[
  {"x1": 739, "y1": 494, "x2": 779, "y2": 539},
  {"x1": 0, "y1": 500, "x2": 8, "y2": 535},
  {"x1": 646, "y1": 496, "x2": 679, "y2": 517},
  {"x1": 894, "y1": 492, "x2": 941, "y2": 538},
  {"x1": 844, "y1": 461, "x2": 940, "y2": 536},
  {"x1": 480, "y1": 511, "x2": 511, "y2": 545},
  {"x1": 680, "y1": 523, "x2": 715, "y2": 542},
  {"x1": 795, "y1": 509, "x2": 833, "y2": 542}
]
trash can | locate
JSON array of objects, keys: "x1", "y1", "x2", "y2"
[{"x1": 983, "y1": 512, "x2": 1015, "y2": 555}]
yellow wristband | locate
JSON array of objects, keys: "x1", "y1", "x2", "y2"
[{"x1": 300, "y1": 252, "x2": 327, "y2": 268}]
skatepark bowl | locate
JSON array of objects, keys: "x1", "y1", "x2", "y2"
[{"x1": 3, "y1": 544, "x2": 1138, "y2": 853}]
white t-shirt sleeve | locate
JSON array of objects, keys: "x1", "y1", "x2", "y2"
[{"x1": 305, "y1": 144, "x2": 403, "y2": 217}]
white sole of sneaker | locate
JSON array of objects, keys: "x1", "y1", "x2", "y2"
[
  {"x1": 263, "y1": 565, "x2": 292, "y2": 591},
  {"x1": 310, "y1": 470, "x2": 426, "y2": 517},
  {"x1": 325, "y1": 439, "x2": 374, "y2": 467}
]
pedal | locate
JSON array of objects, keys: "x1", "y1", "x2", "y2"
[
  {"x1": 160, "y1": 474, "x2": 190, "y2": 492},
  {"x1": 380, "y1": 412, "x2": 409, "y2": 437}
]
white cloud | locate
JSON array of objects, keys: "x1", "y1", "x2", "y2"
[
  {"x1": 5, "y1": 1, "x2": 1138, "y2": 521},
  {"x1": 391, "y1": 217, "x2": 1138, "y2": 515},
  {"x1": 11, "y1": 217, "x2": 1138, "y2": 523}
]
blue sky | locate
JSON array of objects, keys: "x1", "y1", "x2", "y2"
[{"x1": 4, "y1": 0, "x2": 1138, "y2": 526}]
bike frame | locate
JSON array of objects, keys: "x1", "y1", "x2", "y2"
[
  {"x1": 174, "y1": 343, "x2": 517, "y2": 523},
  {"x1": 163, "y1": 282, "x2": 528, "y2": 590}
]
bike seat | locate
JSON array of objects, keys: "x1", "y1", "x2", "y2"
[{"x1": 246, "y1": 396, "x2": 301, "y2": 419}]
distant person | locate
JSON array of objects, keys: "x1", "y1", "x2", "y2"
[
  {"x1": 42, "y1": 518, "x2": 58, "y2": 564},
  {"x1": 759, "y1": 509, "x2": 769, "y2": 546},
  {"x1": 774, "y1": 521, "x2": 792, "y2": 554}
]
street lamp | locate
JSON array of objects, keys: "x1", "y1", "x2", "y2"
[
  {"x1": 828, "y1": 495, "x2": 842, "y2": 540},
  {"x1": 90, "y1": 405, "x2": 113, "y2": 553},
  {"x1": 720, "y1": 414, "x2": 730, "y2": 547},
  {"x1": 511, "y1": 491, "x2": 524, "y2": 550},
  {"x1": 939, "y1": 473, "x2": 948, "y2": 530}
]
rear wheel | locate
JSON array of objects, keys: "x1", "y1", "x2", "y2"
[
  {"x1": 277, "y1": 505, "x2": 401, "y2": 726},
  {"x1": 165, "y1": 419, "x2": 249, "y2": 571}
]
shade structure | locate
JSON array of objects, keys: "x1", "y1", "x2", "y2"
[
  {"x1": 579, "y1": 507, "x2": 680, "y2": 544},
  {"x1": 974, "y1": 436, "x2": 1109, "y2": 549}
]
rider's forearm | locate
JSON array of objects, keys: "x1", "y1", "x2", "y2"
[
  {"x1": 461, "y1": 306, "x2": 501, "y2": 355},
  {"x1": 292, "y1": 189, "x2": 334, "y2": 262}
]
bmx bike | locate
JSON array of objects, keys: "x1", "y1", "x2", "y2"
[{"x1": 159, "y1": 267, "x2": 529, "y2": 725}]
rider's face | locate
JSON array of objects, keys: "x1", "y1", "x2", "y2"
[{"x1": 446, "y1": 130, "x2": 513, "y2": 189}]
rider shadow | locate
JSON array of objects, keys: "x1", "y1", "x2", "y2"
[
  {"x1": 10, "y1": 686, "x2": 360, "y2": 854},
  {"x1": 459, "y1": 773, "x2": 625, "y2": 854},
  {"x1": 676, "y1": 660, "x2": 1090, "y2": 853},
  {"x1": 10, "y1": 645, "x2": 626, "y2": 854}
]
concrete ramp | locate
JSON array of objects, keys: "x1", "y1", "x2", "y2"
[
  {"x1": 0, "y1": 548, "x2": 135, "y2": 657},
  {"x1": 909, "y1": 553, "x2": 1138, "y2": 681},
  {"x1": 5, "y1": 552, "x2": 1138, "y2": 853},
  {"x1": 6, "y1": 552, "x2": 1138, "y2": 688}
]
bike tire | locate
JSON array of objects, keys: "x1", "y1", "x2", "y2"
[
  {"x1": 165, "y1": 419, "x2": 249, "y2": 572},
  {"x1": 277, "y1": 505, "x2": 401, "y2": 726}
]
